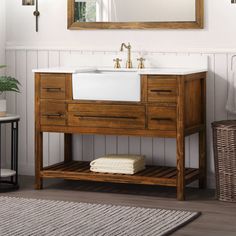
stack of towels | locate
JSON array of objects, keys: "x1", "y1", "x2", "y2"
[{"x1": 90, "y1": 154, "x2": 146, "y2": 175}]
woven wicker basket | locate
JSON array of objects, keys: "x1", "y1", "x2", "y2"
[{"x1": 212, "y1": 120, "x2": 236, "y2": 202}]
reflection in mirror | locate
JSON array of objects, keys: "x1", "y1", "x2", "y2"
[{"x1": 74, "y1": 0, "x2": 196, "y2": 23}]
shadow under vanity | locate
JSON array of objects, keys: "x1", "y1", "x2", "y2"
[{"x1": 34, "y1": 67, "x2": 207, "y2": 201}]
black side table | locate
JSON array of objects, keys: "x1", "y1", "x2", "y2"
[{"x1": 0, "y1": 114, "x2": 20, "y2": 192}]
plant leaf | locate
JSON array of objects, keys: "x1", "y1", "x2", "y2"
[{"x1": 0, "y1": 76, "x2": 21, "y2": 93}]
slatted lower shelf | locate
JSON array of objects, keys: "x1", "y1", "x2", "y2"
[{"x1": 42, "y1": 161, "x2": 199, "y2": 187}]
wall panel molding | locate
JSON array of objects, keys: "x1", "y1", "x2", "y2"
[{"x1": 5, "y1": 45, "x2": 236, "y2": 54}]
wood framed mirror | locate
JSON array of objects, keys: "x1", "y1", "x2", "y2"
[{"x1": 68, "y1": 0, "x2": 204, "y2": 30}]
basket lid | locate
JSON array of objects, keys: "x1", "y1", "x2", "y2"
[{"x1": 212, "y1": 120, "x2": 236, "y2": 129}]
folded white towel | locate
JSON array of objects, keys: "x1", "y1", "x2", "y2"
[
  {"x1": 90, "y1": 154, "x2": 146, "y2": 175},
  {"x1": 92, "y1": 161, "x2": 145, "y2": 170},
  {"x1": 90, "y1": 165, "x2": 145, "y2": 175},
  {"x1": 226, "y1": 63, "x2": 236, "y2": 114},
  {"x1": 90, "y1": 154, "x2": 145, "y2": 166}
]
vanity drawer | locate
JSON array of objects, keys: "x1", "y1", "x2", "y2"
[
  {"x1": 40, "y1": 74, "x2": 66, "y2": 100},
  {"x1": 147, "y1": 76, "x2": 177, "y2": 103},
  {"x1": 147, "y1": 105, "x2": 176, "y2": 131},
  {"x1": 40, "y1": 100, "x2": 66, "y2": 126},
  {"x1": 68, "y1": 104, "x2": 145, "y2": 129}
]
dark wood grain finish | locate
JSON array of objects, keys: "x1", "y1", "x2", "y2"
[
  {"x1": 176, "y1": 76, "x2": 185, "y2": 201},
  {"x1": 35, "y1": 73, "x2": 43, "y2": 190},
  {"x1": 141, "y1": 75, "x2": 148, "y2": 103},
  {"x1": 147, "y1": 76, "x2": 177, "y2": 103},
  {"x1": 64, "y1": 134, "x2": 73, "y2": 163},
  {"x1": 185, "y1": 125, "x2": 205, "y2": 136},
  {"x1": 65, "y1": 74, "x2": 73, "y2": 100},
  {"x1": 40, "y1": 100, "x2": 66, "y2": 126},
  {"x1": 41, "y1": 161, "x2": 199, "y2": 187},
  {"x1": 68, "y1": 103, "x2": 145, "y2": 129},
  {"x1": 40, "y1": 74, "x2": 66, "y2": 100},
  {"x1": 34, "y1": 72, "x2": 207, "y2": 201},
  {"x1": 185, "y1": 75, "x2": 203, "y2": 128},
  {"x1": 41, "y1": 125, "x2": 177, "y2": 138},
  {"x1": 147, "y1": 105, "x2": 176, "y2": 131}
]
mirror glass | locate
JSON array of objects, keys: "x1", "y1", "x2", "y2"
[{"x1": 74, "y1": 0, "x2": 196, "y2": 23}]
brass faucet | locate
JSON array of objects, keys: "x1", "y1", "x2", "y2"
[
  {"x1": 113, "y1": 58, "x2": 122, "y2": 69},
  {"x1": 120, "y1": 43, "x2": 132, "y2": 69},
  {"x1": 137, "y1": 57, "x2": 145, "y2": 69}
]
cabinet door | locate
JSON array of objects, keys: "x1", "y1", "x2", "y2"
[
  {"x1": 40, "y1": 100, "x2": 66, "y2": 126},
  {"x1": 40, "y1": 74, "x2": 66, "y2": 100},
  {"x1": 68, "y1": 104, "x2": 145, "y2": 129},
  {"x1": 147, "y1": 105, "x2": 176, "y2": 131},
  {"x1": 147, "y1": 76, "x2": 177, "y2": 103}
]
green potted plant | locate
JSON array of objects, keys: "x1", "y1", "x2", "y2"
[{"x1": 0, "y1": 65, "x2": 20, "y2": 117}]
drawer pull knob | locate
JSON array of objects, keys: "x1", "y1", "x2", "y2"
[
  {"x1": 44, "y1": 88, "x2": 62, "y2": 92},
  {"x1": 150, "y1": 89, "x2": 173, "y2": 94}
]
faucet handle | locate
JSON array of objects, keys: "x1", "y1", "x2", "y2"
[
  {"x1": 113, "y1": 58, "x2": 122, "y2": 69},
  {"x1": 137, "y1": 57, "x2": 145, "y2": 69}
]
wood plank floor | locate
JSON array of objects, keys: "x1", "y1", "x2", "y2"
[{"x1": 1, "y1": 176, "x2": 236, "y2": 236}]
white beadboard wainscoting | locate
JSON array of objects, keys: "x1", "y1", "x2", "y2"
[{"x1": 4, "y1": 49, "x2": 236, "y2": 189}]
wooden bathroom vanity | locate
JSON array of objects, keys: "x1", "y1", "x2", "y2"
[{"x1": 34, "y1": 68, "x2": 207, "y2": 200}]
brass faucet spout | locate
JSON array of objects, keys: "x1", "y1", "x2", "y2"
[
  {"x1": 120, "y1": 43, "x2": 132, "y2": 68},
  {"x1": 120, "y1": 43, "x2": 126, "y2": 51}
]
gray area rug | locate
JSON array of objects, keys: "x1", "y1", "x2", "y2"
[{"x1": 0, "y1": 197, "x2": 200, "y2": 236}]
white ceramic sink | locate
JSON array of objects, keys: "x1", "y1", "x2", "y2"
[{"x1": 72, "y1": 70, "x2": 140, "y2": 102}]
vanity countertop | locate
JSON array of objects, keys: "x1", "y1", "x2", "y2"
[
  {"x1": 98, "y1": 68, "x2": 207, "y2": 75},
  {"x1": 33, "y1": 67, "x2": 207, "y2": 75}
]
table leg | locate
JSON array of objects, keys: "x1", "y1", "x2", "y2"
[
  {"x1": 11, "y1": 122, "x2": 13, "y2": 183},
  {"x1": 11, "y1": 121, "x2": 19, "y2": 186},
  {"x1": 15, "y1": 121, "x2": 19, "y2": 186}
]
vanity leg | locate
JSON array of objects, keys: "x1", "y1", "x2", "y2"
[
  {"x1": 199, "y1": 77, "x2": 207, "y2": 189},
  {"x1": 35, "y1": 131, "x2": 43, "y2": 190},
  {"x1": 176, "y1": 76, "x2": 185, "y2": 201},
  {"x1": 199, "y1": 130, "x2": 207, "y2": 188},
  {"x1": 176, "y1": 135, "x2": 185, "y2": 201},
  {"x1": 64, "y1": 133, "x2": 73, "y2": 162}
]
